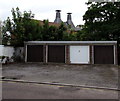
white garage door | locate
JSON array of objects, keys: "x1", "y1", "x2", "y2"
[{"x1": 70, "y1": 46, "x2": 90, "y2": 64}]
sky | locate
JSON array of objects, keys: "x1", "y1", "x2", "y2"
[{"x1": 0, "y1": 0, "x2": 88, "y2": 26}]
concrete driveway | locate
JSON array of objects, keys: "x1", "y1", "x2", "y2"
[{"x1": 2, "y1": 63, "x2": 119, "y2": 89}]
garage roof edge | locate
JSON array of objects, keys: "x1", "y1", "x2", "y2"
[{"x1": 24, "y1": 41, "x2": 117, "y2": 44}]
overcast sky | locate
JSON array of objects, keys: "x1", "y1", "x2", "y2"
[{"x1": 0, "y1": 0, "x2": 88, "y2": 26}]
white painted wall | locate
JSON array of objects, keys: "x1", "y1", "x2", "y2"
[
  {"x1": 70, "y1": 46, "x2": 90, "y2": 64},
  {"x1": 0, "y1": 46, "x2": 24, "y2": 63},
  {"x1": 3, "y1": 46, "x2": 14, "y2": 58},
  {"x1": 0, "y1": 45, "x2": 4, "y2": 56}
]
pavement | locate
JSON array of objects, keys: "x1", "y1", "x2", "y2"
[{"x1": 1, "y1": 63, "x2": 120, "y2": 90}]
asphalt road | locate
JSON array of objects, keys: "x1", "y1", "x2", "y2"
[{"x1": 2, "y1": 81, "x2": 118, "y2": 99}]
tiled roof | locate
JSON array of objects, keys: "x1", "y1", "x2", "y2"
[{"x1": 39, "y1": 20, "x2": 60, "y2": 27}]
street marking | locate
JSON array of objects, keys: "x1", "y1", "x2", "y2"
[
  {"x1": 1, "y1": 80, "x2": 119, "y2": 92},
  {"x1": 57, "y1": 86, "x2": 65, "y2": 87}
]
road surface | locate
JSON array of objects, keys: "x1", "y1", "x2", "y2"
[{"x1": 2, "y1": 81, "x2": 118, "y2": 99}]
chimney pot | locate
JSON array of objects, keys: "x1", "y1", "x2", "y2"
[
  {"x1": 54, "y1": 10, "x2": 62, "y2": 23},
  {"x1": 67, "y1": 13, "x2": 72, "y2": 20},
  {"x1": 56, "y1": 10, "x2": 61, "y2": 12},
  {"x1": 66, "y1": 13, "x2": 75, "y2": 29}
]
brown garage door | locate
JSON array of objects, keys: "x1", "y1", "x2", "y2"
[
  {"x1": 94, "y1": 45, "x2": 114, "y2": 64},
  {"x1": 27, "y1": 45, "x2": 43, "y2": 62},
  {"x1": 48, "y1": 45, "x2": 65, "y2": 63}
]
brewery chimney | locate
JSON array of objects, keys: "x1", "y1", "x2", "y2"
[
  {"x1": 54, "y1": 10, "x2": 62, "y2": 23},
  {"x1": 66, "y1": 13, "x2": 75, "y2": 29}
]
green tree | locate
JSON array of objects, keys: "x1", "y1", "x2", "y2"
[
  {"x1": 2, "y1": 7, "x2": 42, "y2": 46},
  {"x1": 81, "y1": 2, "x2": 120, "y2": 64},
  {"x1": 42, "y1": 20, "x2": 51, "y2": 40},
  {"x1": 2, "y1": 18, "x2": 11, "y2": 45},
  {"x1": 81, "y1": 2, "x2": 120, "y2": 42},
  {"x1": 2, "y1": 7, "x2": 76, "y2": 45},
  {"x1": 0, "y1": 20, "x2": 2, "y2": 45},
  {"x1": 0, "y1": 20, "x2": 2, "y2": 44},
  {"x1": 41, "y1": 20, "x2": 68, "y2": 41},
  {"x1": 56, "y1": 22, "x2": 67, "y2": 41},
  {"x1": 48, "y1": 25, "x2": 58, "y2": 41}
]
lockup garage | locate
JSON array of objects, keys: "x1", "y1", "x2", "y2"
[
  {"x1": 48, "y1": 45, "x2": 65, "y2": 63},
  {"x1": 26, "y1": 45, "x2": 43, "y2": 62},
  {"x1": 24, "y1": 41, "x2": 117, "y2": 65},
  {"x1": 94, "y1": 45, "x2": 114, "y2": 64}
]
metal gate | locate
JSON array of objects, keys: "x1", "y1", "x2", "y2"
[
  {"x1": 48, "y1": 45, "x2": 65, "y2": 63},
  {"x1": 94, "y1": 45, "x2": 114, "y2": 64},
  {"x1": 27, "y1": 45, "x2": 43, "y2": 62}
]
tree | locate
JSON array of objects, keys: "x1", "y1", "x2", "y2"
[
  {"x1": 42, "y1": 20, "x2": 51, "y2": 40},
  {"x1": 41, "y1": 20, "x2": 69, "y2": 41},
  {"x1": 56, "y1": 22, "x2": 67, "y2": 41},
  {"x1": 81, "y1": 2, "x2": 120, "y2": 64},
  {"x1": 81, "y1": 2, "x2": 120, "y2": 42},
  {"x1": 0, "y1": 20, "x2": 2, "y2": 44},
  {"x1": 2, "y1": 7, "x2": 78, "y2": 45},
  {"x1": 2, "y1": 18, "x2": 11, "y2": 45},
  {"x1": 2, "y1": 7, "x2": 42, "y2": 46}
]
